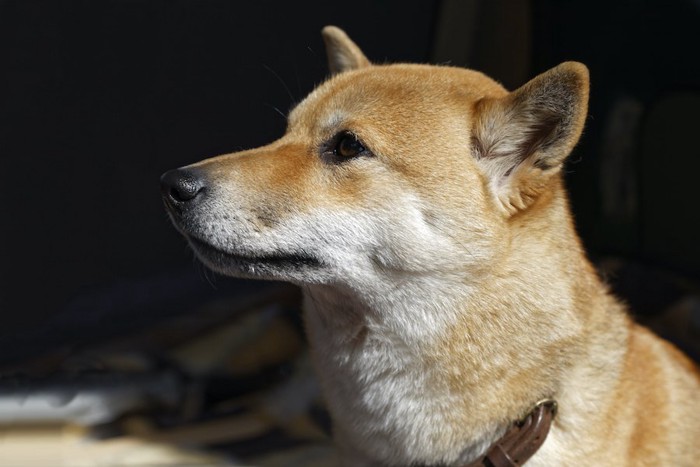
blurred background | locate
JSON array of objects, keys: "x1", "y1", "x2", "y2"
[{"x1": 1, "y1": 0, "x2": 699, "y2": 465}]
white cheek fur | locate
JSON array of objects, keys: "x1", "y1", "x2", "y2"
[{"x1": 194, "y1": 190, "x2": 490, "y2": 287}]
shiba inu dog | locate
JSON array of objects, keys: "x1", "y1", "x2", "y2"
[{"x1": 161, "y1": 26, "x2": 700, "y2": 466}]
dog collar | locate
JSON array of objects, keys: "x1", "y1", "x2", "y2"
[{"x1": 459, "y1": 398, "x2": 558, "y2": 467}]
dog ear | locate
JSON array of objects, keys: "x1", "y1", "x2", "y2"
[
  {"x1": 322, "y1": 26, "x2": 370, "y2": 75},
  {"x1": 472, "y1": 62, "x2": 589, "y2": 215}
]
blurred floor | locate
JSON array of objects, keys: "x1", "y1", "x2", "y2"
[
  {"x1": 0, "y1": 257, "x2": 698, "y2": 466},
  {"x1": 0, "y1": 282, "x2": 335, "y2": 466}
]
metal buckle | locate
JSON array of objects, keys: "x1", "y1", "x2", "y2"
[
  {"x1": 518, "y1": 398, "x2": 558, "y2": 425},
  {"x1": 533, "y1": 398, "x2": 558, "y2": 418}
]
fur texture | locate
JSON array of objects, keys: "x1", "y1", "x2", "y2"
[{"x1": 163, "y1": 26, "x2": 700, "y2": 466}]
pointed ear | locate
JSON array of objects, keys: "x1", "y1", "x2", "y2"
[
  {"x1": 472, "y1": 62, "x2": 590, "y2": 215},
  {"x1": 321, "y1": 26, "x2": 371, "y2": 75}
]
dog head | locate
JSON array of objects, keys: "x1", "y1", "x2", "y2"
[{"x1": 161, "y1": 26, "x2": 589, "y2": 291}]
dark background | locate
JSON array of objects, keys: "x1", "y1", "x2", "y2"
[{"x1": 1, "y1": 0, "x2": 699, "y2": 366}]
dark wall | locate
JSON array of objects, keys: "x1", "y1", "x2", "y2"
[
  {"x1": 0, "y1": 1, "x2": 438, "y2": 356},
  {"x1": 2, "y1": 0, "x2": 699, "y2": 364},
  {"x1": 531, "y1": 0, "x2": 700, "y2": 271}
]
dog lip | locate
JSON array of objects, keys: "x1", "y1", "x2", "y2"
[
  {"x1": 162, "y1": 193, "x2": 185, "y2": 220},
  {"x1": 186, "y1": 236, "x2": 321, "y2": 268}
]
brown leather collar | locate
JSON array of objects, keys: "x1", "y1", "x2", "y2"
[{"x1": 460, "y1": 399, "x2": 558, "y2": 467}]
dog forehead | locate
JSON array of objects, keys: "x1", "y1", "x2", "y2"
[{"x1": 288, "y1": 64, "x2": 507, "y2": 133}]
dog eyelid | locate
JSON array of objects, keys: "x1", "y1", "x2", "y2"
[{"x1": 324, "y1": 130, "x2": 372, "y2": 161}]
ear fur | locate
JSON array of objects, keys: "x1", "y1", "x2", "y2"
[
  {"x1": 472, "y1": 62, "x2": 590, "y2": 215},
  {"x1": 322, "y1": 26, "x2": 371, "y2": 75}
]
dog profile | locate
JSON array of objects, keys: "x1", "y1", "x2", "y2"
[{"x1": 161, "y1": 26, "x2": 700, "y2": 466}]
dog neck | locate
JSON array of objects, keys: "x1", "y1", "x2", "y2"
[
  {"x1": 301, "y1": 195, "x2": 613, "y2": 466},
  {"x1": 303, "y1": 278, "x2": 492, "y2": 465}
]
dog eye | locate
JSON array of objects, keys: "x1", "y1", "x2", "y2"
[{"x1": 334, "y1": 132, "x2": 366, "y2": 158}]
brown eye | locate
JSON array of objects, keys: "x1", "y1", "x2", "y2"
[{"x1": 334, "y1": 132, "x2": 366, "y2": 158}]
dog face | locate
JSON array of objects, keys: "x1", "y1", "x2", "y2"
[{"x1": 161, "y1": 27, "x2": 589, "y2": 293}]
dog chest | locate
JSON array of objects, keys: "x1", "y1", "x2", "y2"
[{"x1": 303, "y1": 303, "x2": 481, "y2": 465}]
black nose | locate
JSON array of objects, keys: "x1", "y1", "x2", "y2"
[{"x1": 160, "y1": 168, "x2": 206, "y2": 206}]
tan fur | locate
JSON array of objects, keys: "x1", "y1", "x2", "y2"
[{"x1": 164, "y1": 26, "x2": 700, "y2": 466}]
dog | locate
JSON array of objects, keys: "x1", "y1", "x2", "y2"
[{"x1": 161, "y1": 26, "x2": 700, "y2": 466}]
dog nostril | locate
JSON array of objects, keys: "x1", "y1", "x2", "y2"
[
  {"x1": 169, "y1": 180, "x2": 204, "y2": 202},
  {"x1": 160, "y1": 168, "x2": 206, "y2": 204}
]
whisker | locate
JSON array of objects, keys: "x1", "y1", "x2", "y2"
[
  {"x1": 262, "y1": 63, "x2": 295, "y2": 104},
  {"x1": 422, "y1": 215, "x2": 476, "y2": 260},
  {"x1": 264, "y1": 103, "x2": 288, "y2": 121},
  {"x1": 307, "y1": 46, "x2": 327, "y2": 76},
  {"x1": 193, "y1": 254, "x2": 218, "y2": 290},
  {"x1": 303, "y1": 285, "x2": 328, "y2": 326}
]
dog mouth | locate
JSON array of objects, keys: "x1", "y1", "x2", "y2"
[{"x1": 186, "y1": 235, "x2": 322, "y2": 276}]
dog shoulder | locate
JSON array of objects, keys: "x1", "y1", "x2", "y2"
[{"x1": 613, "y1": 324, "x2": 700, "y2": 464}]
